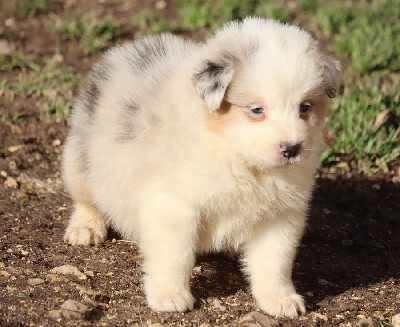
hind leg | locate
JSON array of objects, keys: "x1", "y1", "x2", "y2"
[{"x1": 64, "y1": 202, "x2": 108, "y2": 245}]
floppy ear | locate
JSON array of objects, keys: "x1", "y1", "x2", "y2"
[
  {"x1": 323, "y1": 54, "x2": 341, "y2": 98},
  {"x1": 193, "y1": 56, "x2": 236, "y2": 112}
]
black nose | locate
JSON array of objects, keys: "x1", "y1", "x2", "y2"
[{"x1": 279, "y1": 142, "x2": 301, "y2": 159}]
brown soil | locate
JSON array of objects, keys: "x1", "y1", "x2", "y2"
[{"x1": 0, "y1": 1, "x2": 399, "y2": 326}]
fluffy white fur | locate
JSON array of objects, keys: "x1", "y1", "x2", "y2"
[{"x1": 62, "y1": 18, "x2": 340, "y2": 318}]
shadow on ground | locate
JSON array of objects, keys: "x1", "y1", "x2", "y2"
[{"x1": 186, "y1": 175, "x2": 400, "y2": 307}]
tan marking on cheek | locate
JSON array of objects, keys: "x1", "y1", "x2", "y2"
[
  {"x1": 205, "y1": 102, "x2": 243, "y2": 133},
  {"x1": 248, "y1": 112, "x2": 266, "y2": 122}
]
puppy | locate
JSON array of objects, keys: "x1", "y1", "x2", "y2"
[{"x1": 62, "y1": 17, "x2": 340, "y2": 318}]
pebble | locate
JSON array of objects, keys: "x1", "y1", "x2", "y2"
[
  {"x1": 318, "y1": 278, "x2": 330, "y2": 286},
  {"x1": 0, "y1": 270, "x2": 11, "y2": 278},
  {"x1": 392, "y1": 313, "x2": 400, "y2": 327},
  {"x1": 154, "y1": 0, "x2": 167, "y2": 10},
  {"x1": 4, "y1": 177, "x2": 18, "y2": 188},
  {"x1": 0, "y1": 39, "x2": 12, "y2": 55},
  {"x1": 7, "y1": 145, "x2": 23, "y2": 153},
  {"x1": 52, "y1": 138, "x2": 61, "y2": 146},
  {"x1": 213, "y1": 298, "x2": 226, "y2": 311},
  {"x1": 49, "y1": 299, "x2": 91, "y2": 320},
  {"x1": 50, "y1": 264, "x2": 87, "y2": 280},
  {"x1": 311, "y1": 312, "x2": 328, "y2": 321},
  {"x1": 239, "y1": 311, "x2": 279, "y2": 327},
  {"x1": 27, "y1": 278, "x2": 45, "y2": 286}
]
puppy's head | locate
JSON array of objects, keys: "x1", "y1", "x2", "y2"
[{"x1": 193, "y1": 18, "x2": 341, "y2": 169}]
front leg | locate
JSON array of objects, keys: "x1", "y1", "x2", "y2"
[
  {"x1": 242, "y1": 210, "x2": 307, "y2": 318},
  {"x1": 139, "y1": 193, "x2": 198, "y2": 312}
]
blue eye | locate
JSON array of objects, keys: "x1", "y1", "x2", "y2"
[
  {"x1": 299, "y1": 102, "x2": 312, "y2": 114},
  {"x1": 250, "y1": 107, "x2": 264, "y2": 115}
]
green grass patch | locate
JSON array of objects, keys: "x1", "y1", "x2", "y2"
[
  {"x1": 0, "y1": 51, "x2": 39, "y2": 72},
  {"x1": 1, "y1": 0, "x2": 53, "y2": 17},
  {"x1": 132, "y1": 8, "x2": 180, "y2": 36},
  {"x1": 1, "y1": 55, "x2": 81, "y2": 120},
  {"x1": 53, "y1": 13, "x2": 119, "y2": 55},
  {"x1": 323, "y1": 74, "x2": 400, "y2": 172}
]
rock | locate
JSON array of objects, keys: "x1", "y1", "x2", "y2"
[
  {"x1": 7, "y1": 145, "x2": 23, "y2": 153},
  {"x1": 0, "y1": 39, "x2": 13, "y2": 55},
  {"x1": 52, "y1": 138, "x2": 61, "y2": 146},
  {"x1": 392, "y1": 314, "x2": 400, "y2": 327},
  {"x1": 213, "y1": 298, "x2": 226, "y2": 311},
  {"x1": 4, "y1": 177, "x2": 18, "y2": 188},
  {"x1": 318, "y1": 278, "x2": 330, "y2": 286},
  {"x1": 311, "y1": 312, "x2": 328, "y2": 322},
  {"x1": 27, "y1": 278, "x2": 45, "y2": 286},
  {"x1": 239, "y1": 311, "x2": 279, "y2": 327},
  {"x1": 154, "y1": 0, "x2": 167, "y2": 10},
  {"x1": 49, "y1": 300, "x2": 92, "y2": 320},
  {"x1": 50, "y1": 265, "x2": 87, "y2": 280},
  {"x1": 0, "y1": 270, "x2": 11, "y2": 278}
]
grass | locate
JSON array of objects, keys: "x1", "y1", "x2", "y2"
[
  {"x1": 0, "y1": 51, "x2": 39, "y2": 72},
  {"x1": 53, "y1": 13, "x2": 119, "y2": 55},
  {"x1": 1, "y1": 55, "x2": 80, "y2": 120},
  {"x1": 1, "y1": 0, "x2": 53, "y2": 17},
  {"x1": 1, "y1": 0, "x2": 399, "y2": 172}
]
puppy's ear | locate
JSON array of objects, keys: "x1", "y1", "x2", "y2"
[
  {"x1": 323, "y1": 54, "x2": 341, "y2": 98},
  {"x1": 193, "y1": 55, "x2": 236, "y2": 111}
]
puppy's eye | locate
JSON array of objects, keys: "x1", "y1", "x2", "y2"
[
  {"x1": 245, "y1": 105, "x2": 265, "y2": 120},
  {"x1": 299, "y1": 101, "x2": 312, "y2": 114},
  {"x1": 248, "y1": 106, "x2": 265, "y2": 118},
  {"x1": 251, "y1": 107, "x2": 264, "y2": 115}
]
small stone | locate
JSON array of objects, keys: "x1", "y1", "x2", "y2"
[
  {"x1": 337, "y1": 161, "x2": 349, "y2": 169},
  {"x1": 8, "y1": 160, "x2": 17, "y2": 170},
  {"x1": 7, "y1": 145, "x2": 23, "y2": 153},
  {"x1": 5, "y1": 18, "x2": 15, "y2": 27},
  {"x1": 0, "y1": 270, "x2": 11, "y2": 278},
  {"x1": 239, "y1": 311, "x2": 279, "y2": 327},
  {"x1": 392, "y1": 313, "x2": 400, "y2": 327},
  {"x1": 311, "y1": 312, "x2": 328, "y2": 322},
  {"x1": 318, "y1": 278, "x2": 330, "y2": 286},
  {"x1": 49, "y1": 299, "x2": 92, "y2": 320},
  {"x1": 4, "y1": 177, "x2": 18, "y2": 188},
  {"x1": 60, "y1": 299, "x2": 90, "y2": 313},
  {"x1": 0, "y1": 171, "x2": 7, "y2": 177},
  {"x1": 0, "y1": 39, "x2": 12, "y2": 55},
  {"x1": 28, "y1": 278, "x2": 45, "y2": 286},
  {"x1": 52, "y1": 138, "x2": 61, "y2": 146},
  {"x1": 83, "y1": 270, "x2": 94, "y2": 277},
  {"x1": 6, "y1": 286, "x2": 17, "y2": 293},
  {"x1": 213, "y1": 298, "x2": 226, "y2": 311},
  {"x1": 304, "y1": 291, "x2": 314, "y2": 297},
  {"x1": 21, "y1": 250, "x2": 29, "y2": 256},
  {"x1": 50, "y1": 265, "x2": 87, "y2": 280},
  {"x1": 154, "y1": 0, "x2": 167, "y2": 10}
]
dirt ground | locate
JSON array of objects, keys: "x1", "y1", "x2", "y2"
[{"x1": 0, "y1": 1, "x2": 399, "y2": 326}]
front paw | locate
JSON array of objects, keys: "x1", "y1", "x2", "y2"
[
  {"x1": 256, "y1": 292, "x2": 306, "y2": 318},
  {"x1": 146, "y1": 287, "x2": 194, "y2": 312},
  {"x1": 64, "y1": 225, "x2": 107, "y2": 245}
]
